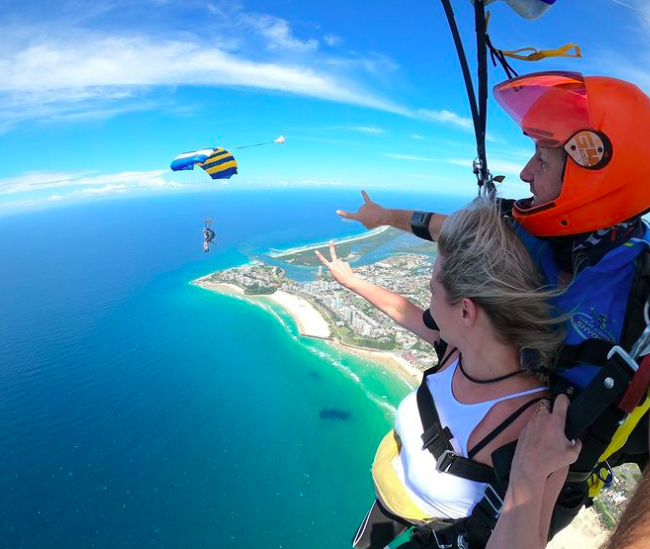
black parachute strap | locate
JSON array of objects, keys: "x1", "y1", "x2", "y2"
[
  {"x1": 468, "y1": 397, "x2": 544, "y2": 460},
  {"x1": 555, "y1": 339, "x2": 614, "y2": 375},
  {"x1": 439, "y1": 0, "x2": 493, "y2": 196},
  {"x1": 621, "y1": 249, "x2": 650, "y2": 349},
  {"x1": 485, "y1": 33, "x2": 518, "y2": 80}
]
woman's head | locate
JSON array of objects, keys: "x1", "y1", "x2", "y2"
[{"x1": 430, "y1": 198, "x2": 563, "y2": 371}]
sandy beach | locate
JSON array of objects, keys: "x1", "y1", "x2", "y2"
[
  {"x1": 329, "y1": 340, "x2": 422, "y2": 387},
  {"x1": 261, "y1": 291, "x2": 331, "y2": 338},
  {"x1": 547, "y1": 507, "x2": 608, "y2": 549}
]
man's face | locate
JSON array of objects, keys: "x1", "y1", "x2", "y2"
[{"x1": 520, "y1": 146, "x2": 566, "y2": 207}]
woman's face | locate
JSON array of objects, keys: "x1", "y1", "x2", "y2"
[{"x1": 428, "y1": 256, "x2": 461, "y2": 345}]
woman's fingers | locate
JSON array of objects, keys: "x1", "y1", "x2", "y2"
[
  {"x1": 315, "y1": 249, "x2": 330, "y2": 267},
  {"x1": 329, "y1": 240, "x2": 338, "y2": 261}
]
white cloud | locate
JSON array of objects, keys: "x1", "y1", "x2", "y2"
[
  {"x1": 324, "y1": 34, "x2": 342, "y2": 47},
  {"x1": 347, "y1": 126, "x2": 386, "y2": 134},
  {"x1": 411, "y1": 134, "x2": 425, "y2": 140},
  {"x1": 382, "y1": 153, "x2": 437, "y2": 162},
  {"x1": 445, "y1": 157, "x2": 524, "y2": 176},
  {"x1": 0, "y1": 169, "x2": 179, "y2": 198},
  {"x1": 416, "y1": 109, "x2": 473, "y2": 131},
  {"x1": 0, "y1": 33, "x2": 409, "y2": 129}
]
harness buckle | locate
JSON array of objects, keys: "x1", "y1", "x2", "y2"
[
  {"x1": 607, "y1": 345, "x2": 639, "y2": 374},
  {"x1": 483, "y1": 484, "x2": 504, "y2": 517},
  {"x1": 430, "y1": 529, "x2": 453, "y2": 549},
  {"x1": 595, "y1": 460, "x2": 615, "y2": 488},
  {"x1": 630, "y1": 323, "x2": 650, "y2": 359},
  {"x1": 435, "y1": 450, "x2": 459, "y2": 474},
  {"x1": 412, "y1": 525, "x2": 453, "y2": 549}
]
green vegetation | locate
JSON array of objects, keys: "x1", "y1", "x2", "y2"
[
  {"x1": 593, "y1": 499, "x2": 616, "y2": 530},
  {"x1": 244, "y1": 286, "x2": 277, "y2": 295}
]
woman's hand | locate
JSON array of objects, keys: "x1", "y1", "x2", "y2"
[
  {"x1": 315, "y1": 241, "x2": 357, "y2": 288},
  {"x1": 510, "y1": 395, "x2": 582, "y2": 485}
]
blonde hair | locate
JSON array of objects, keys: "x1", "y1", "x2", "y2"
[{"x1": 437, "y1": 198, "x2": 564, "y2": 372}]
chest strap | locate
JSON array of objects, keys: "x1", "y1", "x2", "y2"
[{"x1": 416, "y1": 359, "x2": 544, "y2": 486}]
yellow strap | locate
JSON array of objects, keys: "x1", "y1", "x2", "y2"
[
  {"x1": 500, "y1": 43, "x2": 582, "y2": 62},
  {"x1": 588, "y1": 393, "x2": 650, "y2": 498}
]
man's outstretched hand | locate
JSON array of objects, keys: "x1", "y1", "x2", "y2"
[{"x1": 336, "y1": 190, "x2": 387, "y2": 229}]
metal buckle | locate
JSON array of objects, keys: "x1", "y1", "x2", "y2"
[
  {"x1": 630, "y1": 324, "x2": 650, "y2": 359},
  {"x1": 430, "y1": 529, "x2": 453, "y2": 549},
  {"x1": 483, "y1": 484, "x2": 504, "y2": 517},
  {"x1": 435, "y1": 450, "x2": 458, "y2": 474},
  {"x1": 607, "y1": 345, "x2": 639, "y2": 374},
  {"x1": 596, "y1": 460, "x2": 615, "y2": 488}
]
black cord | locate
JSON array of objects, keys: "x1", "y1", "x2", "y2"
[{"x1": 458, "y1": 354, "x2": 526, "y2": 384}]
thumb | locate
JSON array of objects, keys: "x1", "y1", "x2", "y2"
[{"x1": 361, "y1": 190, "x2": 372, "y2": 204}]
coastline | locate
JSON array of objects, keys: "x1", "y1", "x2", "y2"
[
  {"x1": 329, "y1": 340, "x2": 421, "y2": 387},
  {"x1": 268, "y1": 226, "x2": 389, "y2": 258},
  {"x1": 192, "y1": 279, "x2": 420, "y2": 387}
]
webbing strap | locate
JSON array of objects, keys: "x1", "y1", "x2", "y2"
[
  {"x1": 565, "y1": 352, "x2": 636, "y2": 441},
  {"x1": 619, "y1": 354, "x2": 650, "y2": 414},
  {"x1": 417, "y1": 353, "x2": 498, "y2": 486},
  {"x1": 556, "y1": 339, "x2": 613, "y2": 372}
]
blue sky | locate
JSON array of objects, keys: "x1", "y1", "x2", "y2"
[{"x1": 0, "y1": 0, "x2": 648, "y2": 213}]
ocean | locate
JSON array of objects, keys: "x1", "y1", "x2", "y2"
[{"x1": 0, "y1": 189, "x2": 467, "y2": 549}]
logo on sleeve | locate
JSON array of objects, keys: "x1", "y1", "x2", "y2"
[{"x1": 570, "y1": 308, "x2": 616, "y2": 343}]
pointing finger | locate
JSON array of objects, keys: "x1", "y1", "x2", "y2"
[
  {"x1": 336, "y1": 209, "x2": 359, "y2": 220},
  {"x1": 361, "y1": 190, "x2": 372, "y2": 204}
]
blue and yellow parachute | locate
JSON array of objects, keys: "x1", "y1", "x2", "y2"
[{"x1": 170, "y1": 147, "x2": 238, "y2": 180}]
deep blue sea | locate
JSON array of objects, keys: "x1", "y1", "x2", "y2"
[{"x1": 0, "y1": 189, "x2": 466, "y2": 549}]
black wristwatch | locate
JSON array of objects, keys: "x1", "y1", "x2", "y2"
[{"x1": 410, "y1": 211, "x2": 434, "y2": 241}]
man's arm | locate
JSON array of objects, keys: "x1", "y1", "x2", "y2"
[{"x1": 336, "y1": 190, "x2": 447, "y2": 242}]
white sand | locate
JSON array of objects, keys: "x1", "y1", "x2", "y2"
[
  {"x1": 547, "y1": 507, "x2": 609, "y2": 549},
  {"x1": 263, "y1": 291, "x2": 331, "y2": 338},
  {"x1": 329, "y1": 341, "x2": 422, "y2": 387}
]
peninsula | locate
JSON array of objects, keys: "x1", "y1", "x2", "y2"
[{"x1": 191, "y1": 228, "x2": 438, "y2": 382}]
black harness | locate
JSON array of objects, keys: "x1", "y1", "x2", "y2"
[{"x1": 405, "y1": 352, "x2": 543, "y2": 549}]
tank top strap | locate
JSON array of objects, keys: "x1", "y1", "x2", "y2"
[{"x1": 488, "y1": 385, "x2": 548, "y2": 406}]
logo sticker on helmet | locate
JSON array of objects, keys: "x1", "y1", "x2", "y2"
[{"x1": 564, "y1": 130, "x2": 611, "y2": 169}]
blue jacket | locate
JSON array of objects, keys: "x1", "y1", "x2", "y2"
[{"x1": 516, "y1": 223, "x2": 650, "y2": 389}]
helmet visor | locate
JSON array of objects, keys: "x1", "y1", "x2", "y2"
[{"x1": 494, "y1": 71, "x2": 591, "y2": 147}]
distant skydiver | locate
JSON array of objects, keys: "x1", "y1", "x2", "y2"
[{"x1": 203, "y1": 220, "x2": 216, "y2": 253}]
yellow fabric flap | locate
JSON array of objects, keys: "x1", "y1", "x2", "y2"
[
  {"x1": 371, "y1": 430, "x2": 432, "y2": 525},
  {"x1": 500, "y1": 43, "x2": 582, "y2": 62}
]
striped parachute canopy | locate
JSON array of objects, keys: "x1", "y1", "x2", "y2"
[
  {"x1": 170, "y1": 147, "x2": 238, "y2": 180},
  {"x1": 475, "y1": 0, "x2": 557, "y2": 19}
]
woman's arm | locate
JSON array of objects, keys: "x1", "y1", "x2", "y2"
[
  {"x1": 486, "y1": 396, "x2": 582, "y2": 549},
  {"x1": 315, "y1": 242, "x2": 440, "y2": 344}
]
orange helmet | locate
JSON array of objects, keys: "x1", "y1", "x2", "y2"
[{"x1": 494, "y1": 71, "x2": 650, "y2": 237}]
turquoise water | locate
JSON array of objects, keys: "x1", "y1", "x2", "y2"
[{"x1": 0, "y1": 189, "x2": 465, "y2": 549}]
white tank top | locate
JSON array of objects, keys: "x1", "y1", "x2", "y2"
[{"x1": 393, "y1": 359, "x2": 546, "y2": 519}]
